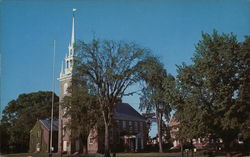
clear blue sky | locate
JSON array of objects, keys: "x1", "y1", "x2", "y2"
[{"x1": 1, "y1": 0, "x2": 249, "y2": 136}]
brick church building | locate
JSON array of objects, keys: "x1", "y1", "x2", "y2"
[
  {"x1": 57, "y1": 9, "x2": 148, "y2": 154},
  {"x1": 88, "y1": 102, "x2": 148, "y2": 153}
]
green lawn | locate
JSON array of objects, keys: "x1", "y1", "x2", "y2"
[
  {"x1": 2, "y1": 151, "x2": 247, "y2": 157},
  {"x1": 0, "y1": 152, "x2": 197, "y2": 157},
  {"x1": 115, "y1": 152, "x2": 182, "y2": 157},
  {"x1": 2, "y1": 151, "x2": 233, "y2": 157},
  {"x1": 0, "y1": 153, "x2": 72, "y2": 157},
  {"x1": 1, "y1": 153, "x2": 60, "y2": 157}
]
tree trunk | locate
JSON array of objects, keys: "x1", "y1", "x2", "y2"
[
  {"x1": 225, "y1": 143, "x2": 232, "y2": 157},
  {"x1": 156, "y1": 111, "x2": 163, "y2": 153},
  {"x1": 226, "y1": 152, "x2": 232, "y2": 157},
  {"x1": 104, "y1": 123, "x2": 110, "y2": 157},
  {"x1": 82, "y1": 137, "x2": 88, "y2": 155},
  {"x1": 191, "y1": 139, "x2": 193, "y2": 157},
  {"x1": 103, "y1": 111, "x2": 111, "y2": 157},
  {"x1": 223, "y1": 138, "x2": 233, "y2": 157},
  {"x1": 79, "y1": 134, "x2": 88, "y2": 155},
  {"x1": 83, "y1": 144, "x2": 88, "y2": 155},
  {"x1": 181, "y1": 141, "x2": 184, "y2": 157}
]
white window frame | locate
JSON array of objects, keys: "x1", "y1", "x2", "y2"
[{"x1": 63, "y1": 141, "x2": 68, "y2": 151}]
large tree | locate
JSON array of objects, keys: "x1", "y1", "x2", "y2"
[
  {"x1": 174, "y1": 31, "x2": 250, "y2": 156},
  {"x1": 237, "y1": 36, "x2": 250, "y2": 152},
  {"x1": 74, "y1": 39, "x2": 151, "y2": 157},
  {"x1": 237, "y1": 36, "x2": 250, "y2": 140},
  {"x1": 175, "y1": 64, "x2": 209, "y2": 157},
  {"x1": 139, "y1": 56, "x2": 173, "y2": 153},
  {"x1": 0, "y1": 91, "x2": 59, "y2": 153}
]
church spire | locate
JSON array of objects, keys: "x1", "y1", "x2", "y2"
[
  {"x1": 59, "y1": 8, "x2": 77, "y2": 80},
  {"x1": 71, "y1": 12, "x2": 75, "y2": 48},
  {"x1": 69, "y1": 8, "x2": 77, "y2": 56}
]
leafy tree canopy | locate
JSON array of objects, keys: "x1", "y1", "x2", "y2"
[
  {"x1": 139, "y1": 56, "x2": 174, "y2": 153},
  {"x1": 174, "y1": 31, "x2": 250, "y2": 155},
  {"x1": 1, "y1": 91, "x2": 59, "y2": 153},
  {"x1": 74, "y1": 39, "x2": 151, "y2": 157}
]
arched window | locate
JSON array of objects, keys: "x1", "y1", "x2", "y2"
[{"x1": 66, "y1": 61, "x2": 69, "y2": 68}]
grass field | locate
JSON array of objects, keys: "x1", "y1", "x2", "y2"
[
  {"x1": 1, "y1": 150, "x2": 247, "y2": 157},
  {"x1": 0, "y1": 152, "x2": 191, "y2": 157},
  {"x1": 1, "y1": 151, "x2": 239, "y2": 157},
  {"x1": 0, "y1": 152, "x2": 204, "y2": 157}
]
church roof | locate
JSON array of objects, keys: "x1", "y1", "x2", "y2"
[
  {"x1": 40, "y1": 119, "x2": 59, "y2": 131},
  {"x1": 114, "y1": 103, "x2": 146, "y2": 122}
]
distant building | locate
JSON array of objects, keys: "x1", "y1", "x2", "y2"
[
  {"x1": 168, "y1": 115, "x2": 223, "y2": 150},
  {"x1": 29, "y1": 119, "x2": 58, "y2": 153},
  {"x1": 57, "y1": 10, "x2": 149, "y2": 154},
  {"x1": 168, "y1": 115, "x2": 180, "y2": 148}
]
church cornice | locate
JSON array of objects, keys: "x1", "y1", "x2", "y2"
[{"x1": 58, "y1": 74, "x2": 72, "y2": 82}]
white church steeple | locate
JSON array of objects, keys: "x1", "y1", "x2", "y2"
[
  {"x1": 60, "y1": 8, "x2": 77, "y2": 80},
  {"x1": 58, "y1": 9, "x2": 78, "y2": 153},
  {"x1": 68, "y1": 11, "x2": 75, "y2": 56}
]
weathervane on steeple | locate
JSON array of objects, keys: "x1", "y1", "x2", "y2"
[{"x1": 73, "y1": 8, "x2": 77, "y2": 16}]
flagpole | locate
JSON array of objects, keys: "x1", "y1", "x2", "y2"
[
  {"x1": 49, "y1": 40, "x2": 56, "y2": 157},
  {"x1": 0, "y1": 54, "x2": 1, "y2": 156},
  {"x1": 0, "y1": 54, "x2": 2, "y2": 123}
]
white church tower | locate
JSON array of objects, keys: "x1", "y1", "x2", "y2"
[
  {"x1": 58, "y1": 8, "x2": 78, "y2": 154},
  {"x1": 60, "y1": 9, "x2": 75, "y2": 80}
]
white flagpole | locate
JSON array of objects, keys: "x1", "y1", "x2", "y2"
[
  {"x1": 50, "y1": 40, "x2": 56, "y2": 156},
  {"x1": 0, "y1": 54, "x2": 1, "y2": 157},
  {"x1": 0, "y1": 54, "x2": 2, "y2": 123}
]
